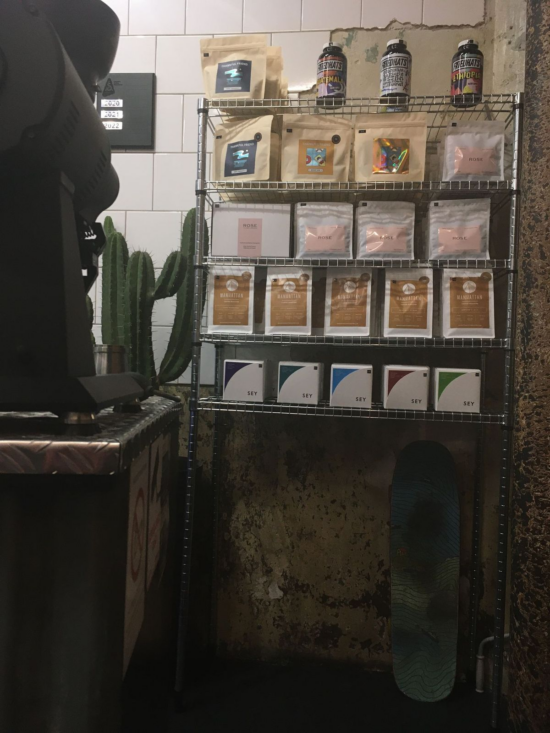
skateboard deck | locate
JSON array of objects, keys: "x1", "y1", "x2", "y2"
[{"x1": 391, "y1": 441, "x2": 459, "y2": 702}]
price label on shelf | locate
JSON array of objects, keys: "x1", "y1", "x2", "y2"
[
  {"x1": 101, "y1": 99, "x2": 123, "y2": 108},
  {"x1": 101, "y1": 110, "x2": 124, "y2": 119},
  {"x1": 103, "y1": 121, "x2": 123, "y2": 130}
]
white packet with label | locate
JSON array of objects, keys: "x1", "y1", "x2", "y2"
[
  {"x1": 295, "y1": 203, "x2": 353, "y2": 259},
  {"x1": 442, "y1": 120, "x2": 505, "y2": 181},
  {"x1": 383, "y1": 268, "x2": 433, "y2": 338},
  {"x1": 441, "y1": 269, "x2": 495, "y2": 338},
  {"x1": 325, "y1": 268, "x2": 373, "y2": 336},
  {"x1": 355, "y1": 201, "x2": 415, "y2": 260},
  {"x1": 428, "y1": 199, "x2": 491, "y2": 259},
  {"x1": 207, "y1": 266, "x2": 255, "y2": 334},
  {"x1": 265, "y1": 267, "x2": 312, "y2": 335}
]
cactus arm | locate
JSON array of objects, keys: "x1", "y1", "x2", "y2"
[
  {"x1": 154, "y1": 251, "x2": 187, "y2": 300},
  {"x1": 125, "y1": 251, "x2": 156, "y2": 382},
  {"x1": 158, "y1": 210, "x2": 209, "y2": 385},
  {"x1": 101, "y1": 232, "x2": 129, "y2": 345},
  {"x1": 103, "y1": 215, "x2": 116, "y2": 242}
]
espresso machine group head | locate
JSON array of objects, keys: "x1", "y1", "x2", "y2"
[{"x1": 0, "y1": 0, "x2": 146, "y2": 417}]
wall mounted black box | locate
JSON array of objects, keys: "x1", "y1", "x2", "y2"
[{"x1": 96, "y1": 73, "x2": 156, "y2": 149}]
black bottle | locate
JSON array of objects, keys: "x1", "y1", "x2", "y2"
[
  {"x1": 451, "y1": 39, "x2": 483, "y2": 107},
  {"x1": 316, "y1": 42, "x2": 347, "y2": 106},
  {"x1": 380, "y1": 39, "x2": 412, "y2": 105}
]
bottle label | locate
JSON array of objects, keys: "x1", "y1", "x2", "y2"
[
  {"x1": 317, "y1": 55, "x2": 346, "y2": 99},
  {"x1": 451, "y1": 54, "x2": 483, "y2": 96},
  {"x1": 380, "y1": 53, "x2": 411, "y2": 96}
]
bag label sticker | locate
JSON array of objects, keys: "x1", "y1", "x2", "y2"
[
  {"x1": 389, "y1": 278, "x2": 428, "y2": 330},
  {"x1": 330, "y1": 275, "x2": 370, "y2": 328},
  {"x1": 270, "y1": 275, "x2": 309, "y2": 327},
  {"x1": 238, "y1": 218, "x2": 263, "y2": 256},
  {"x1": 224, "y1": 139, "x2": 257, "y2": 177},
  {"x1": 305, "y1": 225, "x2": 346, "y2": 252},
  {"x1": 213, "y1": 273, "x2": 252, "y2": 326},
  {"x1": 373, "y1": 138, "x2": 410, "y2": 174},
  {"x1": 449, "y1": 275, "x2": 491, "y2": 329},
  {"x1": 366, "y1": 226, "x2": 408, "y2": 253},
  {"x1": 215, "y1": 60, "x2": 252, "y2": 94},
  {"x1": 298, "y1": 139, "x2": 335, "y2": 176},
  {"x1": 438, "y1": 226, "x2": 482, "y2": 253},
  {"x1": 454, "y1": 147, "x2": 497, "y2": 176}
]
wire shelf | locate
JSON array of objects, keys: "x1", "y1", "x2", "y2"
[
  {"x1": 205, "y1": 180, "x2": 514, "y2": 205},
  {"x1": 203, "y1": 94, "x2": 518, "y2": 146},
  {"x1": 206, "y1": 256, "x2": 511, "y2": 270},
  {"x1": 201, "y1": 334, "x2": 510, "y2": 349},
  {"x1": 198, "y1": 398, "x2": 506, "y2": 424}
]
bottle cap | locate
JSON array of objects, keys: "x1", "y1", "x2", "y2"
[
  {"x1": 459, "y1": 39, "x2": 476, "y2": 47},
  {"x1": 323, "y1": 41, "x2": 342, "y2": 51},
  {"x1": 387, "y1": 39, "x2": 405, "y2": 47}
]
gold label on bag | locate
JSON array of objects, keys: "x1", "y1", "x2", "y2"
[
  {"x1": 373, "y1": 138, "x2": 410, "y2": 174},
  {"x1": 389, "y1": 278, "x2": 428, "y2": 329},
  {"x1": 330, "y1": 275, "x2": 370, "y2": 328},
  {"x1": 270, "y1": 275, "x2": 309, "y2": 327},
  {"x1": 449, "y1": 275, "x2": 491, "y2": 329},
  {"x1": 213, "y1": 273, "x2": 252, "y2": 326},
  {"x1": 298, "y1": 139, "x2": 335, "y2": 176}
]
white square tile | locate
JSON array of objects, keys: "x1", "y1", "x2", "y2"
[
  {"x1": 243, "y1": 0, "x2": 301, "y2": 32},
  {"x1": 111, "y1": 153, "x2": 154, "y2": 210},
  {"x1": 129, "y1": 0, "x2": 186, "y2": 35},
  {"x1": 126, "y1": 211, "x2": 183, "y2": 262},
  {"x1": 152, "y1": 290, "x2": 177, "y2": 327},
  {"x1": 183, "y1": 95, "x2": 213, "y2": 153},
  {"x1": 98, "y1": 210, "x2": 127, "y2": 236},
  {"x1": 102, "y1": 0, "x2": 129, "y2": 34},
  {"x1": 155, "y1": 95, "x2": 184, "y2": 152},
  {"x1": 178, "y1": 343, "x2": 215, "y2": 385},
  {"x1": 153, "y1": 154, "x2": 197, "y2": 211},
  {"x1": 361, "y1": 0, "x2": 422, "y2": 26},
  {"x1": 110, "y1": 36, "x2": 156, "y2": 73},
  {"x1": 302, "y1": 0, "x2": 360, "y2": 30},
  {"x1": 272, "y1": 31, "x2": 329, "y2": 91},
  {"x1": 156, "y1": 36, "x2": 206, "y2": 94},
  {"x1": 186, "y1": 0, "x2": 243, "y2": 34},
  {"x1": 423, "y1": 0, "x2": 484, "y2": 26}
]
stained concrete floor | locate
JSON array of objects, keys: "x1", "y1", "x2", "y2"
[{"x1": 123, "y1": 660, "x2": 500, "y2": 733}]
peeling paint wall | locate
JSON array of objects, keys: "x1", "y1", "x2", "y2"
[{"x1": 172, "y1": 0, "x2": 527, "y2": 671}]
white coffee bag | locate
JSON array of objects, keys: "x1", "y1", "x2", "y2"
[
  {"x1": 355, "y1": 201, "x2": 415, "y2": 259},
  {"x1": 442, "y1": 121, "x2": 505, "y2": 181},
  {"x1": 265, "y1": 267, "x2": 312, "y2": 335},
  {"x1": 383, "y1": 268, "x2": 433, "y2": 338},
  {"x1": 325, "y1": 268, "x2": 373, "y2": 336},
  {"x1": 428, "y1": 199, "x2": 491, "y2": 259},
  {"x1": 441, "y1": 269, "x2": 495, "y2": 338},
  {"x1": 295, "y1": 203, "x2": 354, "y2": 259},
  {"x1": 207, "y1": 266, "x2": 255, "y2": 334}
]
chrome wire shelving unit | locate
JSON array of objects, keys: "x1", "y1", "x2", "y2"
[{"x1": 176, "y1": 94, "x2": 523, "y2": 731}]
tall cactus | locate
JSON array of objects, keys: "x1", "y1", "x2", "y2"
[
  {"x1": 158, "y1": 209, "x2": 209, "y2": 384},
  {"x1": 101, "y1": 208, "x2": 207, "y2": 386},
  {"x1": 102, "y1": 231, "x2": 129, "y2": 345}
]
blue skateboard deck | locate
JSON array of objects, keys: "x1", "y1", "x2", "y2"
[{"x1": 391, "y1": 441, "x2": 459, "y2": 702}]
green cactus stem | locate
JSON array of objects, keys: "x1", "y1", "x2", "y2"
[
  {"x1": 86, "y1": 294, "x2": 95, "y2": 345},
  {"x1": 154, "y1": 250, "x2": 187, "y2": 300},
  {"x1": 102, "y1": 232, "x2": 129, "y2": 345},
  {"x1": 158, "y1": 209, "x2": 209, "y2": 385},
  {"x1": 125, "y1": 251, "x2": 156, "y2": 381},
  {"x1": 103, "y1": 215, "x2": 116, "y2": 243}
]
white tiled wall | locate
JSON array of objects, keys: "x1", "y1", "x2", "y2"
[{"x1": 101, "y1": 0, "x2": 486, "y2": 382}]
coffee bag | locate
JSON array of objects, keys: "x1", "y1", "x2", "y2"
[
  {"x1": 200, "y1": 35, "x2": 267, "y2": 100},
  {"x1": 325, "y1": 268, "x2": 373, "y2": 336},
  {"x1": 207, "y1": 266, "x2": 255, "y2": 334},
  {"x1": 213, "y1": 116, "x2": 278, "y2": 181},
  {"x1": 441, "y1": 269, "x2": 495, "y2": 338},
  {"x1": 295, "y1": 202, "x2": 354, "y2": 259},
  {"x1": 442, "y1": 121, "x2": 505, "y2": 181},
  {"x1": 354, "y1": 113, "x2": 427, "y2": 182},
  {"x1": 383, "y1": 268, "x2": 433, "y2": 337},
  {"x1": 281, "y1": 115, "x2": 353, "y2": 182},
  {"x1": 428, "y1": 199, "x2": 491, "y2": 259},
  {"x1": 356, "y1": 201, "x2": 415, "y2": 259},
  {"x1": 265, "y1": 47, "x2": 283, "y2": 100},
  {"x1": 265, "y1": 267, "x2": 312, "y2": 335}
]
